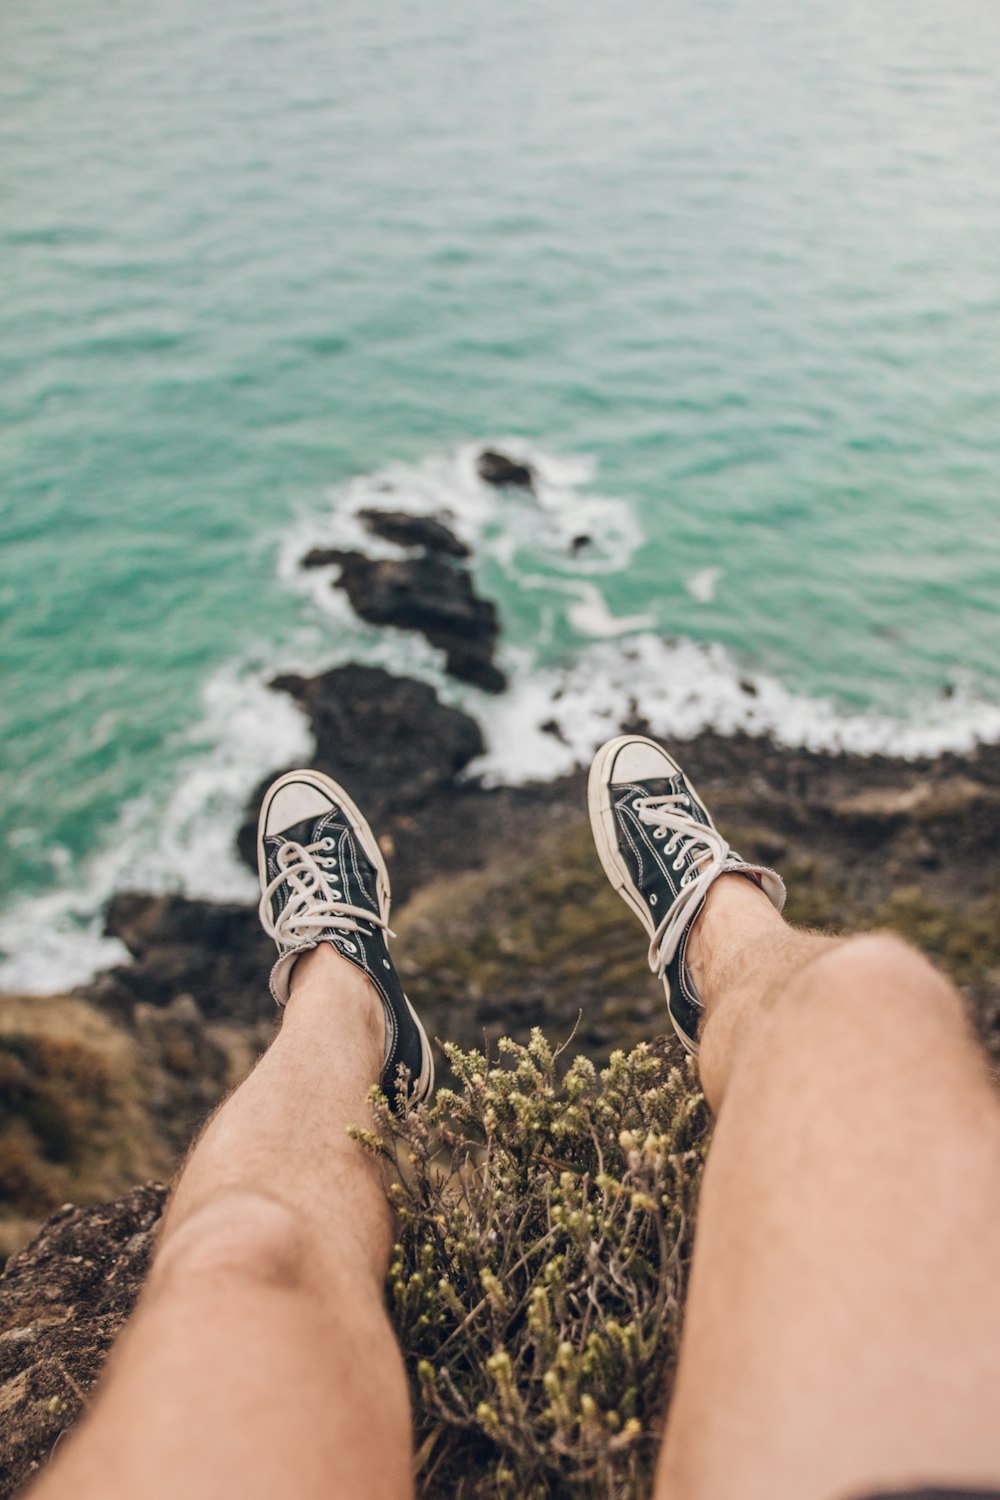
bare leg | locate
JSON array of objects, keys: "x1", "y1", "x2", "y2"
[
  {"x1": 32, "y1": 947, "x2": 413, "y2": 1500},
  {"x1": 655, "y1": 876, "x2": 1000, "y2": 1500}
]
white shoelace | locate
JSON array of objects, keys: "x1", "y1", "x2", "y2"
[
  {"x1": 258, "y1": 837, "x2": 393, "y2": 950},
  {"x1": 634, "y1": 793, "x2": 732, "y2": 977}
]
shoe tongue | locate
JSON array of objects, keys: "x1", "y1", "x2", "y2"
[
  {"x1": 633, "y1": 775, "x2": 679, "y2": 799},
  {"x1": 267, "y1": 812, "x2": 340, "y2": 905},
  {"x1": 634, "y1": 774, "x2": 711, "y2": 833},
  {"x1": 634, "y1": 774, "x2": 697, "y2": 809},
  {"x1": 269, "y1": 810, "x2": 383, "y2": 923},
  {"x1": 268, "y1": 813, "x2": 338, "y2": 850}
]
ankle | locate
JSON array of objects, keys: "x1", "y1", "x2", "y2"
[
  {"x1": 687, "y1": 873, "x2": 784, "y2": 1010},
  {"x1": 696, "y1": 918, "x2": 843, "y2": 1111},
  {"x1": 284, "y1": 944, "x2": 386, "y2": 1064}
]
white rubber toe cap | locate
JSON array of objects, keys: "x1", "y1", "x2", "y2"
[
  {"x1": 607, "y1": 737, "x2": 679, "y2": 785},
  {"x1": 263, "y1": 776, "x2": 336, "y2": 837}
]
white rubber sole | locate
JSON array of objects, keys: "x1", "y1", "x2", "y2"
[
  {"x1": 587, "y1": 735, "x2": 709, "y2": 1055},
  {"x1": 257, "y1": 768, "x2": 435, "y2": 1103}
]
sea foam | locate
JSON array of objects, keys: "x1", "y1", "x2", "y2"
[
  {"x1": 3, "y1": 441, "x2": 999, "y2": 994},
  {"x1": 0, "y1": 671, "x2": 312, "y2": 993}
]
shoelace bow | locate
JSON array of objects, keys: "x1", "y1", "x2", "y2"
[
  {"x1": 634, "y1": 793, "x2": 731, "y2": 977},
  {"x1": 258, "y1": 836, "x2": 393, "y2": 948}
]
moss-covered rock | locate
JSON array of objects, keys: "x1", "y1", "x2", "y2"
[{"x1": 0, "y1": 996, "x2": 169, "y2": 1264}]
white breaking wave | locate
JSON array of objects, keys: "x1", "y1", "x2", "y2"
[
  {"x1": 470, "y1": 634, "x2": 1000, "y2": 785},
  {"x1": 3, "y1": 439, "x2": 999, "y2": 994},
  {"x1": 277, "y1": 440, "x2": 643, "y2": 586},
  {"x1": 685, "y1": 566, "x2": 724, "y2": 605},
  {"x1": 518, "y1": 575, "x2": 656, "y2": 638},
  {"x1": 0, "y1": 669, "x2": 313, "y2": 994}
]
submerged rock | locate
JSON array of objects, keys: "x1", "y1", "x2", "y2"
[
  {"x1": 318, "y1": 549, "x2": 506, "y2": 693},
  {"x1": 357, "y1": 509, "x2": 470, "y2": 558},
  {"x1": 476, "y1": 450, "x2": 534, "y2": 490}
]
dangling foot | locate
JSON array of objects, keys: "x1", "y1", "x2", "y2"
[
  {"x1": 257, "y1": 768, "x2": 434, "y2": 1111},
  {"x1": 588, "y1": 735, "x2": 785, "y2": 1054}
]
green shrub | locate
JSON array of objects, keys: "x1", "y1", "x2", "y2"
[{"x1": 354, "y1": 1032, "x2": 710, "y2": 1499}]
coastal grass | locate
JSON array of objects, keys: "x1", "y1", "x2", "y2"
[{"x1": 354, "y1": 1033, "x2": 710, "y2": 1500}]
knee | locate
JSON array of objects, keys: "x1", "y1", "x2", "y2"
[
  {"x1": 783, "y1": 930, "x2": 966, "y2": 1039},
  {"x1": 702, "y1": 932, "x2": 975, "y2": 1114},
  {"x1": 151, "y1": 1192, "x2": 314, "y2": 1297}
]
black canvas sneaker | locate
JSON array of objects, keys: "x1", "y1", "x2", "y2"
[
  {"x1": 256, "y1": 769, "x2": 434, "y2": 1111},
  {"x1": 588, "y1": 735, "x2": 785, "y2": 1055}
]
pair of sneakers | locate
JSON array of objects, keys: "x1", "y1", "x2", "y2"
[{"x1": 257, "y1": 736, "x2": 786, "y2": 1112}]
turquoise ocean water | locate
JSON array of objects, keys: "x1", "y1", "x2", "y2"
[{"x1": 3, "y1": 0, "x2": 1000, "y2": 986}]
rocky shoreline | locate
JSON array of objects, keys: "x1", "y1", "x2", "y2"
[{"x1": 2, "y1": 457, "x2": 1000, "y2": 1496}]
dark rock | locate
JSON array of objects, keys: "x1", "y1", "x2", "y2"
[
  {"x1": 358, "y1": 509, "x2": 470, "y2": 558},
  {"x1": 619, "y1": 699, "x2": 654, "y2": 738},
  {"x1": 914, "y1": 836, "x2": 940, "y2": 870},
  {"x1": 570, "y1": 534, "x2": 592, "y2": 556},
  {"x1": 96, "y1": 894, "x2": 275, "y2": 1025},
  {"x1": 270, "y1": 664, "x2": 483, "y2": 811},
  {"x1": 236, "y1": 665, "x2": 487, "y2": 894},
  {"x1": 301, "y1": 546, "x2": 349, "y2": 569},
  {"x1": 750, "y1": 832, "x2": 788, "y2": 864},
  {"x1": 0, "y1": 1184, "x2": 167, "y2": 1498},
  {"x1": 324, "y1": 550, "x2": 506, "y2": 693},
  {"x1": 449, "y1": 657, "x2": 505, "y2": 695},
  {"x1": 476, "y1": 450, "x2": 534, "y2": 491},
  {"x1": 232, "y1": 666, "x2": 594, "y2": 905}
]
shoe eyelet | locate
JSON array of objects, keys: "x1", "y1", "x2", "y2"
[
  {"x1": 672, "y1": 858, "x2": 684, "y2": 872},
  {"x1": 383, "y1": 958, "x2": 391, "y2": 969},
  {"x1": 342, "y1": 940, "x2": 357, "y2": 954},
  {"x1": 320, "y1": 837, "x2": 335, "y2": 851},
  {"x1": 652, "y1": 827, "x2": 666, "y2": 840},
  {"x1": 649, "y1": 893, "x2": 658, "y2": 906},
  {"x1": 632, "y1": 798, "x2": 643, "y2": 809},
  {"x1": 330, "y1": 889, "x2": 342, "y2": 899}
]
